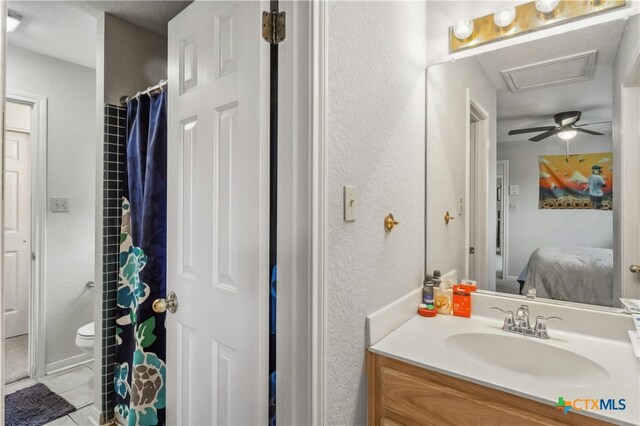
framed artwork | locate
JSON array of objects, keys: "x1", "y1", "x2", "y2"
[{"x1": 539, "y1": 153, "x2": 612, "y2": 210}]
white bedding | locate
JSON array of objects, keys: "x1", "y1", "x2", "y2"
[{"x1": 522, "y1": 247, "x2": 614, "y2": 307}]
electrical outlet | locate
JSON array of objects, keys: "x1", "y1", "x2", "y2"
[{"x1": 50, "y1": 197, "x2": 70, "y2": 212}]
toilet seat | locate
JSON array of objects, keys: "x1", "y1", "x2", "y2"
[{"x1": 77, "y1": 322, "x2": 94, "y2": 339}]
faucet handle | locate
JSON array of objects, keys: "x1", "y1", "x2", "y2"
[
  {"x1": 533, "y1": 315, "x2": 563, "y2": 339},
  {"x1": 491, "y1": 307, "x2": 515, "y2": 329}
]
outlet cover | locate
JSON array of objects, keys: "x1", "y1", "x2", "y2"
[{"x1": 50, "y1": 197, "x2": 70, "y2": 212}]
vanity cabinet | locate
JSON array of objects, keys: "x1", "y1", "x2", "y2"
[{"x1": 367, "y1": 352, "x2": 610, "y2": 426}]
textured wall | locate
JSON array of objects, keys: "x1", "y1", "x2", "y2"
[
  {"x1": 326, "y1": 2, "x2": 426, "y2": 424},
  {"x1": 425, "y1": 58, "x2": 497, "y2": 288},
  {"x1": 498, "y1": 136, "x2": 614, "y2": 277},
  {"x1": 7, "y1": 45, "x2": 96, "y2": 371}
]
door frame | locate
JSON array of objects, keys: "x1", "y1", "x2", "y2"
[
  {"x1": 310, "y1": 0, "x2": 327, "y2": 424},
  {"x1": 6, "y1": 90, "x2": 48, "y2": 379},
  {"x1": 618, "y1": 53, "x2": 640, "y2": 301},
  {"x1": 496, "y1": 160, "x2": 509, "y2": 280},
  {"x1": 466, "y1": 96, "x2": 490, "y2": 289}
]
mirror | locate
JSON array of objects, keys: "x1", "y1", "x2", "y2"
[{"x1": 426, "y1": 17, "x2": 640, "y2": 309}]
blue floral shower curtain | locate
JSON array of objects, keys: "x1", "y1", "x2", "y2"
[{"x1": 114, "y1": 91, "x2": 168, "y2": 426}]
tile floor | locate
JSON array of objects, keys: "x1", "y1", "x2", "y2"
[{"x1": 5, "y1": 364, "x2": 95, "y2": 426}]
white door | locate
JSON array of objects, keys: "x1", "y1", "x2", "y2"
[
  {"x1": 166, "y1": 1, "x2": 269, "y2": 424},
  {"x1": 4, "y1": 129, "x2": 31, "y2": 338}
]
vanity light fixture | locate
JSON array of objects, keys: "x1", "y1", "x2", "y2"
[
  {"x1": 7, "y1": 11, "x2": 23, "y2": 32},
  {"x1": 558, "y1": 129, "x2": 578, "y2": 140},
  {"x1": 494, "y1": 7, "x2": 517, "y2": 28},
  {"x1": 453, "y1": 20, "x2": 474, "y2": 40},
  {"x1": 535, "y1": 0, "x2": 560, "y2": 14},
  {"x1": 449, "y1": 0, "x2": 625, "y2": 53}
]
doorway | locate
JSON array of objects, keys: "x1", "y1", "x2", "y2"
[
  {"x1": 4, "y1": 92, "x2": 47, "y2": 384},
  {"x1": 4, "y1": 101, "x2": 31, "y2": 384}
]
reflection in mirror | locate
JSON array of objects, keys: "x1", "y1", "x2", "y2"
[{"x1": 426, "y1": 16, "x2": 640, "y2": 309}]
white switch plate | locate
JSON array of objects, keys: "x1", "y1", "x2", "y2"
[
  {"x1": 50, "y1": 197, "x2": 70, "y2": 212},
  {"x1": 509, "y1": 185, "x2": 520, "y2": 196},
  {"x1": 344, "y1": 185, "x2": 356, "y2": 222}
]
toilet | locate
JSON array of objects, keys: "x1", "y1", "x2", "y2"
[{"x1": 75, "y1": 322, "x2": 95, "y2": 357}]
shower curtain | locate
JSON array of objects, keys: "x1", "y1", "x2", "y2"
[{"x1": 114, "y1": 91, "x2": 167, "y2": 426}]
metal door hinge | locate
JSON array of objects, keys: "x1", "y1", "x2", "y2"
[
  {"x1": 262, "y1": 11, "x2": 286, "y2": 44},
  {"x1": 469, "y1": 247, "x2": 475, "y2": 254}
]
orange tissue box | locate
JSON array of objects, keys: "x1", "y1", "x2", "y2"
[{"x1": 452, "y1": 284, "x2": 473, "y2": 318}]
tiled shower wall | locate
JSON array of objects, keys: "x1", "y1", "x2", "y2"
[{"x1": 102, "y1": 104, "x2": 127, "y2": 421}]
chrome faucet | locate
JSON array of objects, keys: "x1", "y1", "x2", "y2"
[{"x1": 491, "y1": 305, "x2": 563, "y2": 339}]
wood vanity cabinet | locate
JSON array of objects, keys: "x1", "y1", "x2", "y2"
[{"x1": 367, "y1": 352, "x2": 610, "y2": 426}]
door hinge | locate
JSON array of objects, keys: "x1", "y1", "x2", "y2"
[
  {"x1": 469, "y1": 247, "x2": 475, "y2": 254},
  {"x1": 262, "y1": 11, "x2": 286, "y2": 44},
  {"x1": 31, "y1": 252, "x2": 36, "y2": 260}
]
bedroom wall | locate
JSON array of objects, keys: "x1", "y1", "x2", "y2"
[{"x1": 497, "y1": 135, "x2": 614, "y2": 278}]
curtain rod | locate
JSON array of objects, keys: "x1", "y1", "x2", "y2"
[{"x1": 119, "y1": 79, "x2": 167, "y2": 107}]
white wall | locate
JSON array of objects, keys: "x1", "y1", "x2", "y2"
[
  {"x1": 498, "y1": 136, "x2": 614, "y2": 278},
  {"x1": 426, "y1": 57, "x2": 497, "y2": 289},
  {"x1": 325, "y1": 2, "x2": 426, "y2": 424},
  {"x1": 6, "y1": 45, "x2": 96, "y2": 371}
]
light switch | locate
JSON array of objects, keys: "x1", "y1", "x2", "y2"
[
  {"x1": 50, "y1": 197, "x2": 70, "y2": 212},
  {"x1": 509, "y1": 185, "x2": 520, "y2": 196},
  {"x1": 344, "y1": 186, "x2": 356, "y2": 222}
]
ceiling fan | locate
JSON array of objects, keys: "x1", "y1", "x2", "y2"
[{"x1": 508, "y1": 111, "x2": 608, "y2": 142}]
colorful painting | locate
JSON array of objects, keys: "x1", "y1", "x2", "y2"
[{"x1": 539, "y1": 153, "x2": 612, "y2": 210}]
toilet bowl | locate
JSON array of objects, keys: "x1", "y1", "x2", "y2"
[{"x1": 76, "y1": 322, "x2": 95, "y2": 357}]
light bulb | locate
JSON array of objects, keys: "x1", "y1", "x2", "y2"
[
  {"x1": 494, "y1": 7, "x2": 516, "y2": 28},
  {"x1": 453, "y1": 20, "x2": 474, "y2": 40},
  {"x1": 535, "y1": 0, "x2": 560, "y2": 14},
  {"x1": 558, "y1": 129, "x2": 577, "y2": 140}
]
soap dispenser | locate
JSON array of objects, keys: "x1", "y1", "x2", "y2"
[{"x1": 434, "y1": 270, "x2": 453, "y2": 315}]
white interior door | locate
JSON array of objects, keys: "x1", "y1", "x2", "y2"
[
  {"x1": 4, "y1": 129, "x2": 31, "y2": 338},
  {"x1": 167, "y1": 1, "x2": 269, "y2": 424}
]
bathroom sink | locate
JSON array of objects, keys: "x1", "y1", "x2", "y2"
[{"x1": 445, "y1": 332, "x2": 609, "y2": 387}]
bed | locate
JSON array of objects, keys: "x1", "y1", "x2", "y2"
[{"x1": 517, "y1": 247, "x2": 614, "y2": 307}]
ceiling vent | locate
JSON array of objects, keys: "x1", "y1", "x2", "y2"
[{"x1": 501, "y1": 50, "x2": 597, "y2": 92}]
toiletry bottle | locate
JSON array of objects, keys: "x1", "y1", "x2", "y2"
[
  {"x1": 433, "y1": 270, "x2": 442, "y2": 288},
  {"x1": 422, "y1": 274, "x2": 435, "y2": 305},
  {"x1": 434, "y1": 271, "x2": 452, "y2": 315}
]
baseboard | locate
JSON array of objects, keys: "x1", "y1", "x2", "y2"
[{"x1": 45, "y1": 353, "x2": 92, "y2": 375}]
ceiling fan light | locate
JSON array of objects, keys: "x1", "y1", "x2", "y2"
[
  {"x1": 558, "y1": 129, "x2": 577, "y2": 140},
  {"x1": 453, "y1": 20, "x2": 474, "y2": 40},
  {"x1": 494, "y1": 7, "x2": 516, "y2": 28},
  {"x1": 535, "y1": 0, "x2": 560, "y2": 14}
]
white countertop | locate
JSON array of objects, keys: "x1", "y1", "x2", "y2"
[{"x1": 369, "y1": 299, "x2": 640, "y2": 425}]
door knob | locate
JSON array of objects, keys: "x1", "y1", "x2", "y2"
[
  {"x1": 153, "y1": 291, "x2": 178, "y2": 313},
  {"x1": 630, "y1": 265, "x2": 640, "y2": 273}
]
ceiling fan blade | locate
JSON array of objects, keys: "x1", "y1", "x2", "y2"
[
  {"x1": 508, "y1": 126, "x2": 556, "y2": 135},
  {"x1": 529, "y1": 129, "x2": 560, "y2": 142},
  {"x1": 574, "y1": 121, "x2": 612, "y2": 127},
  {"x1": 576, "y1": 128, "x2": 604, "y2": 136}
]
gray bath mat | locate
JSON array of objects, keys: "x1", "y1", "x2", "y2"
[{"x1": 5, "y1": 383, "x2": 75, "y2": 426}]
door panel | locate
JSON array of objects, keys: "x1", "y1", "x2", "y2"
[
  {"x1": 167, "y1": 2, "x2": 268, "y2": 424},
  {"x1": 4, "y1": 130, "x2": 30, "y2": 338}
]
